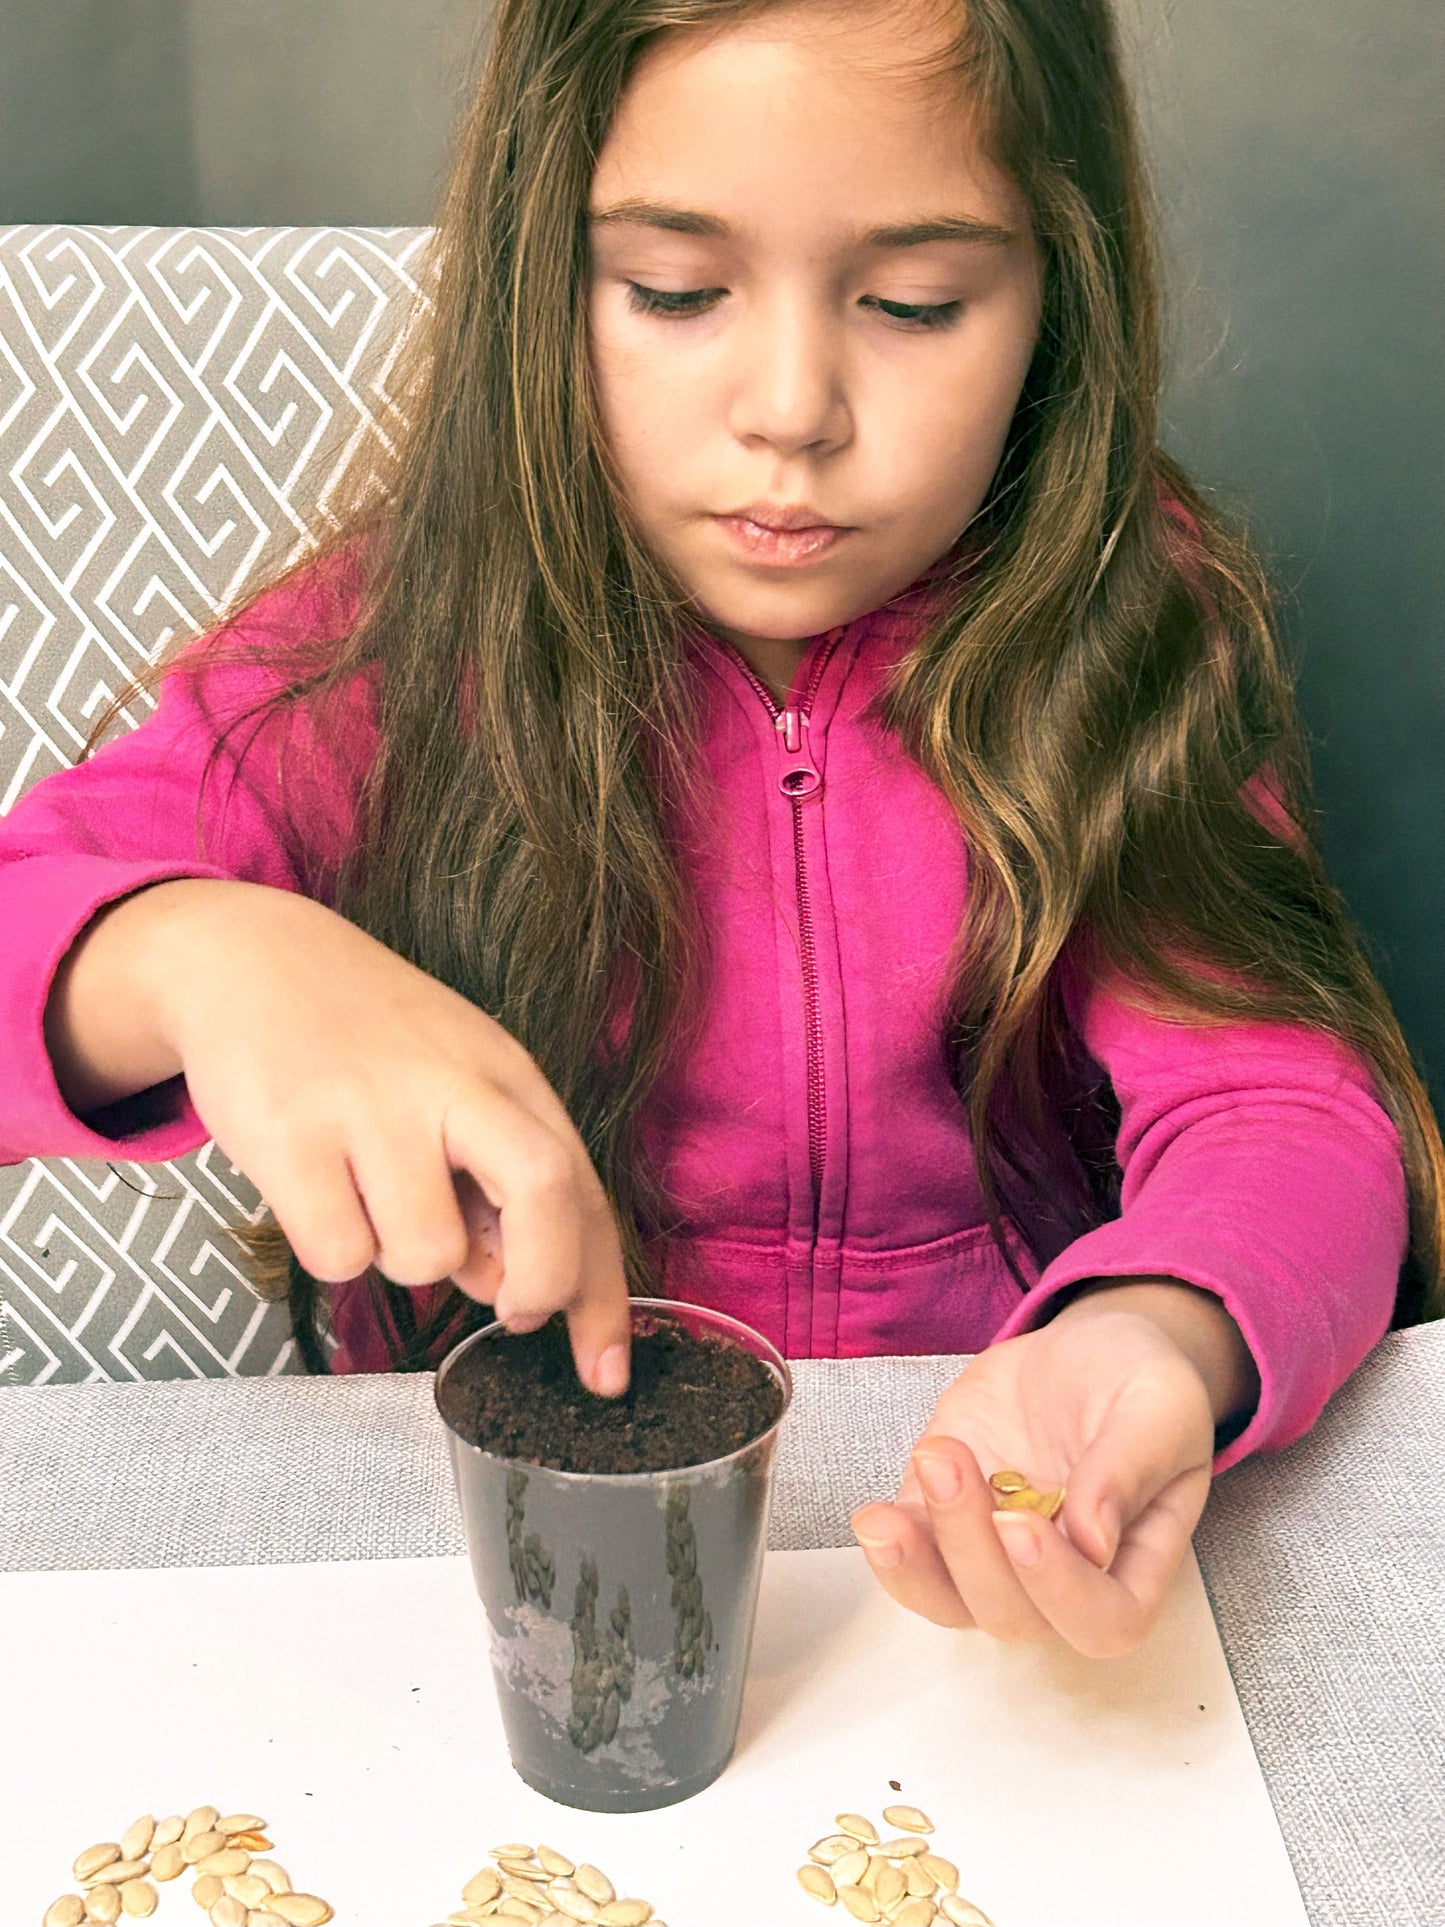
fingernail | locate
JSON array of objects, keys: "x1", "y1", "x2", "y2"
[
  {"x1": 854, "y1": 1532, "x2": 903, "y2": 1569},
  {"x1": 994, "y1": 1513, "x2": 1041, "y2": 1567},
  {"x1": 592, "y1": 1342, "x2": 630, "y2": 1399},
  {"x1": 915, "y1": 1452, "x2": 963, "y2": 1506}
]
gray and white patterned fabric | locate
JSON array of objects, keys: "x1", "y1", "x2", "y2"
[{"x1": 0, "y1": 225, "x2": 435, "y2": 1384}]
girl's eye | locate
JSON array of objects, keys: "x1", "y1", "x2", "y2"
[
  {"x1": 868, "y1": 297, "x2": 964, "y2": 331},
  {"x1": 623, "y1": 283, "x2": 963, "y2": 331},
  {"x1": 625, "y1": 283, "x2": 721, "y2": 318}
]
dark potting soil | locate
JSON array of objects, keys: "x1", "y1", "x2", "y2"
[{"x1": 437, "y1": 1309, "x2": 785, "y2": 1474}]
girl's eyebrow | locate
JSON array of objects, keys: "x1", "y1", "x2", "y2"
[{"x1": 588, "y1": 197, "x2": 1019, "y2": 249}]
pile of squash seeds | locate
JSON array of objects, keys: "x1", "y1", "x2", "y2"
[{"x1": 797, "y1": 1807, "x2": 996, "y2": 1925}]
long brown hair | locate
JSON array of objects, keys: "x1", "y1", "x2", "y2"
[{"x1": 92, "y1": 0, "x2": 1445, "y2": 1366}]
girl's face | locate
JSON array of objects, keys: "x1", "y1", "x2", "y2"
[{"x1": 586, "y1": 0, "x2": 1045, "y2": 656}]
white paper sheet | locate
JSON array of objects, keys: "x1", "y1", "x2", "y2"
[{"x1": 1, "y1": 1546, "x2": 1306, "y2": 1927}]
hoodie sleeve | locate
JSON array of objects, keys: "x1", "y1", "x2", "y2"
[
  {"x1": 0, "y1": 575, "x2": 376, "y2": 1169},
  {"x1": 986, "y1": 969, "x2": 1409, "y2": 1474}
]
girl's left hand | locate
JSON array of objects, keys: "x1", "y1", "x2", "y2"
[{"x1": 849, "y1": 1305, "x2": 1217, "y2": 1657}]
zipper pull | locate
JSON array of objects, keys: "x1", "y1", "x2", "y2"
[{"x1": 776, "y1": 707, "x2": 822, "y2": 799}]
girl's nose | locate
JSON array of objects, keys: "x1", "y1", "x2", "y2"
[{"x1": 727, "y1": 301, "x2": 849, "y2": 455}]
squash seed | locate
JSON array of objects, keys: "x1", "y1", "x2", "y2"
[
  {"x1": 207, "y1": 1899, "x2": 246, "y2": 1927},
  {"x1": 875, "y1": 1863, "x2": 907, "y2": 1908},
  {"x1": 595, "y1": 1904, "x2": 653, "y2": 1926},
  {"x1": 881, "y1": 1806, "x2": 934, "y2": 1835},
  {"x1": 905, "y1": 1858, "x2": 937, "y2": 1898},
  {"x1": 937, "y1": 1901, "x2": 993, "y2": 1927},
  {"x1": 892, "y1": 1904, "x2": 938, "y2": 1926},
  {"x1": 574, "y1": 1867, "x2": 614, "y2": 1906},
  {"x1": 919, "y1": 1857, "x2": 958, "y2": 1893},
  {"x1": 214, "y1": 1815, "x2": 265, "y2": 1837},
  {"x1": 43, "y1": 1901, "x2": 86, "y2": 1927},
  {"x1": 118, "y1": 1819, "x2": 154, "y2": 1863},
  {"x1": 182, "y1": 1832, "x2": 226, "y2": 1866},
  {"x1": 182, "y1": 1809, "x2": 219, "y2": 1841},
  {"x1": 192, "y1": 1877, "x2": 225, "y2": 1909},
  {"x1": 149, "y1": 1844, "x2": 184, "y2": 1883},
  {"x1": 82, "y1": 1889, "x2": 121, "y2": 1925},
  {"x1": 537, "y1": 1846, "x2": 575, "y2": 1878},
  {"x1": 267, "y1": 1898, "x2": 335, "y2": 1927},
  {"x1": 879, "y1": 1836, "x2": 929, "y2": 1858},
  {"x1": 222, "y1": 1873, "x2": 271, "y2": 1907},
  {"x1": 492, "y1": 1845, "x2": 536, "y2": 1861},
  {"x1": 836, "y1": 1814, "x2": 880, "y2": 1846},
  {"x1": 195, "y1": 1849, "x2": 250, "y2": 1879},
  {"x1": 831, "y1": 1850, "x2": 869, "y2": 1889},
  {"x1": 248, "y1": 1859, "x2": 292, "y2": 1895},
  {"x1": 993, "y1": 1488, "x2": 1039, "y2": 1511},
  {"x1": 151, "y1": 1819, "x2": 185, "y2": 1850},
  {"x1": 73, "y1": 1848, "x2": 121, "y2": 1883},
  {"x1": 797, "y1": 1865, "x2": 837, "y2": 1906},
  {"x1": 463, "y1": 1868, "x2": 505, "y2": 1905},
  {"x1": 811, "y1": 1836, "x2": 861, "y2": 1865},
  {"x1": 84, "y1": 1861, "x2": 147, "y2": 1888},
  {"x1": 836, "y1": 1886, "x2": 881, "y2": 1923},
  {"x1": 506, "y1": 1875, "x2": 553, "y2": 1904},
  {"x1": 552, "y1": 1893, "x2": 600, "y2": 1924}
]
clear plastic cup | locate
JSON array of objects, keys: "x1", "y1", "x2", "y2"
[{"x1": 434, "y1": 1298, "x2": 793, "y2": 1811}]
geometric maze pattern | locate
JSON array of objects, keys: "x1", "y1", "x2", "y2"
[{"x1": 0, "y1": 224, "x2": 434, "y2": 1381}]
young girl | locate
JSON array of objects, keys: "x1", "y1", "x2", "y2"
[{"x1": 2, "y1": 0, "x2": 1438, "y2": 1661}]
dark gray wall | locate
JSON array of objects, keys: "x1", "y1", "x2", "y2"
[
  {"x1": 1125, "y1": 0, "x2": 1445, "y2": 1104},
  {"x1": 1, "y1": 0, "x2": 198, "y2": 222},
  {"x1": 2, "y1": 0, "x2": 1441, "y2": 1103},
  {"x1": 1, "y1": 0, "x2": 480, "y2": 226},
  {"x1": 185, "y1": 0, "x2": 481, "y2": 225}
]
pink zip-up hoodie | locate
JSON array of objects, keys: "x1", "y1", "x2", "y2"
[{"x1": 0, "y1": 536, "x2": 1408, "y2": 1473}]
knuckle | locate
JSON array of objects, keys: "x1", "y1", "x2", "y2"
[
  {"x1": 507, "y1": 1137, "x2": 577, "y2": 1200},
  {"x1": 579, "y1": 1183, "x2": 623, "y2": 1235},
  {"x1": 295, "y1": 1230, "x2": 374, "y2": 1283},
  {"x1": 474, "y1": 1022, "x2": 553, "y2": 1101},
  {"x1": 266, "y1": 1108, "x2": 329, "y2": 1162},
  {"x1": 376, "y1": 1232, "x2": 467, "y2": 1286}
]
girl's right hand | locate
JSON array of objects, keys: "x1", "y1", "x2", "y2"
[{"x1": 54, "y1": 877, "x2": 634, "y2": 1395}]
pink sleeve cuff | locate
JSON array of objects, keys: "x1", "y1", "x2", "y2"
[
  {"x1": 989, "y1": 1238, "x2": 1287, "y2": 1476},
  {"x1": 0, "y1": 852, "x2": 227, "y2": 1165}
]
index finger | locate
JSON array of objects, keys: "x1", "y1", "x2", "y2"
[
  {"x1": 908, "y1": 1436, "x2": 1058, "y2": 1641},
  {"x1": 441, "y1": 1092, "x2": 632, "y2": 1398}
]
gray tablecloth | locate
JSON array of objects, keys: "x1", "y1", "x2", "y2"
[{"x1": 4, "y1": 1329, "x2": 1442, "y2": 1926}]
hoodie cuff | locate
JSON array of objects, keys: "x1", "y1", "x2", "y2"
[
  {"x1": 0, "y1": 853, "x2": 228, "y2": 1166},
  {"x1": 988, "y1": 1228, "x2": 1283, "y2": 1477}
]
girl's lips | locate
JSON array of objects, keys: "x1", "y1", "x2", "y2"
[{"x1": 714, "y1": 515, "x2": 851, "y2": 565}]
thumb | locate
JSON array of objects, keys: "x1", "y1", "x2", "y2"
[{"x1": 1060, "y1": 1368, "x2": 1213, "y2": 1570}]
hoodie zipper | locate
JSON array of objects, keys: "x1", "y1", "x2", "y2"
[{"x1": 717, "y1": 627, "x2": 847, "y2": 1228}]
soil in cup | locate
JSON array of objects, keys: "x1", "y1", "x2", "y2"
[{"x1": 435, "y1": 1308, "x2": 785, "y2": 1473}]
